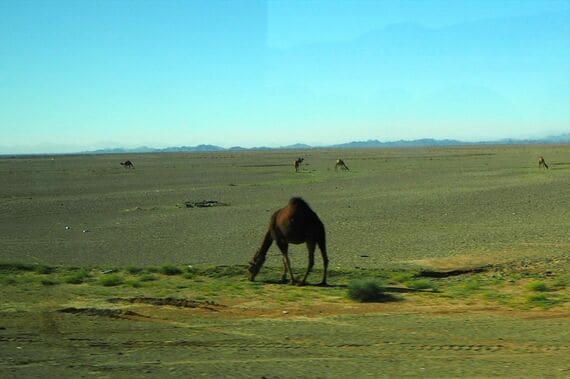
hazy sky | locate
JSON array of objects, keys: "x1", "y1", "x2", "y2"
[{"x1": 1, "y1": 0, "x2": 569, "y2": 154}]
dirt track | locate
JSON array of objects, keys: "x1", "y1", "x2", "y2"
[{"x1": 2, "y1": 292, "x2": 569, "y2": 378}]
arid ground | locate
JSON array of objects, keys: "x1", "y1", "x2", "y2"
[{"x1": 1, "y1": 145, "x2": 569, "y2": 377}]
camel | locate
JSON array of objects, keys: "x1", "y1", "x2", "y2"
[
  {"x1": 538, "y1": 156, "x2": 549, "y2": 169},
  {"x1": 335, "y1": 159, "x2": 349, "y2": 171},
  {"x1": 120, "y1": 160, "x2": 135, "y2": 169},
  {"x1": 248, "y1": 197, "x2": 329, "y2": 286},
  {"x1": 294, "y1": 157, "x2": 304, "y2": 172}
]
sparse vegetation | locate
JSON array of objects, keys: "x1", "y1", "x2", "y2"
[{"x1": 1, "y1": 147, "x2": 569, "y2": 377}]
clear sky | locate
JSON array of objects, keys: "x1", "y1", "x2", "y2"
[{"x1": 1, "y1": 0, "x2": 569, "y2": 154}]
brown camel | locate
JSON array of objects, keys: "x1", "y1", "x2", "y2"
[
  {"x1": 248, "y1": 197, "x2": 329, "y2": 286},
  {"x1": 120, "y1": 160, "x2": 134, "y2": 169},
  {"x1": 335, "y1": 158, "x2": 349, "y2": 171},
  {"x1": 538, "y1": 156, "x2": 549, "y2": 169},
  {"x1": 294, "y1": 157, "x2": 304, "y2": 172}
]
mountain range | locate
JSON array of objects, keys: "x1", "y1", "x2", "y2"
[{"x1": 83, "y1": 134, "x2": 570, "y2": 155}]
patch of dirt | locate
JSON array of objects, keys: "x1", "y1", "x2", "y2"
[
  {"x1": 418, "y1": 265, "x2": 492, "y2": 278},
  {"x1": 184, "y1": 200, "x2": 229, "y2": 208},
  {"x1": 58, "y1": 307, "x2": 147, "y2": 319},
  {"x1": 410, "y1": 254, "x2": 569, "y2": 277},
  {"x1": 107, "y1": 297, "x2": 225, "y2": 312}
]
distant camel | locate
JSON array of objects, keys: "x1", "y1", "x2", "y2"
[
  {"x1": 120, "y1": 160, "x2": 135, "y2": 169},
  {"x1": 248, "y1": 197, "x2": 329, "y2": 286},
  {"x1": 294, "y1": 157, "x2": 304, "y2": 172},
  {"x1": 538, "y1": 156, "x2": 549, "y2": 169},
  {"x1": 335, "y1": 159, "x2": 349, "y2": 171}
]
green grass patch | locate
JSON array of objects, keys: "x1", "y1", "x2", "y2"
[
  {"x1": 552, "y1": 275, "x2": 568, "y2": 289},
  {"x1": 1, "y1": 275, "x2": 18, "y2": 285},
  {"x1": 159, "y1": 265, "x2": 183, "y2": 276},
  {"x1": 526, "y1": 293, "x2": 560, "y2": 309},
  {"x1": 0, "y1": 262, "x2": 37, "y2": 273},
  {"x1": 388, "y1": 271, "x2": 415, "y2": 284},
  {"x1": 527, "y1": 281, "x2": 548, "y2": 292},
  {"x1": 125, "y1": 266, "x2": 144, "y2": 275},
  {"x1": 482, "y1": 290, "x2": 512, "y2": 305},
  {"x1": 41, "y1": 278, "x2": 60, "y2": 286},
  {"x1": 64, "y1": 269, "x2": 91, "y2": 284},
  {"x1": 99, "y1": 274, "x2": 124, "y2": 287},
  {"x1": 139, "y1": 274, "x2": 158, "y2": 282},
  {"x1": 406, "y1": 279, "x2": 437, "y2": 291},
  {"x1": 126, "y1": 279, "x2": 144, "y2": 288}
]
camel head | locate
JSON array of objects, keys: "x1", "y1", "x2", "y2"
[{"x1": 247, "y1": 251, "x2": 266, "y2": 281}]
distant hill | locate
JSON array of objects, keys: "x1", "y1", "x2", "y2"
[{"x1": 81, "y1": 134, "x2": 570, "y2": 155}]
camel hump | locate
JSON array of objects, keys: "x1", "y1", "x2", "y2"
[{"x1": 288, "y1": 197, "x2": 310, "y2": 208}]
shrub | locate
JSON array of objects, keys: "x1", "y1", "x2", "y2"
[
  {"x1": 159, "y1": 265, "x2": 182, "y2": 276},
  {"x1": 41, "y1": 279, "x2": 60, "y2": 286},
  {"x1": 99, "y1": 274, "x2": 124, "y2": 287},
  {"x1": 0, "y1": 262, "x2": 35, "y2": 273},
  {"x1": 348, "y1": 279, "x2": 397, "y2": 302},
  {"x1": 125, "y1": 266, "x2": 144, "y2": 275},
  {"x1": 35, "y1": 265, "x2": 56, "y2": 274},
  {"x1": 64, "y1": 270, "x2": 90, "y2": 284},
  {"x1": 527, "y1": 281, "x2": 548, "y2": 292}
]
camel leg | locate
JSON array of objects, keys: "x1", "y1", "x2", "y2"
[
  {"x1": 317, "y1": 240, "x2": 329, "y2": 286},
  {"x1": 299, "y1": 241, "x2": 316, "y2": 286},
  {"x1": 280, "y1": 256, "x2": 288, "y2": 283},
  {"x1": 277, "y1": 242, "x2": 296, "y2": 284}
]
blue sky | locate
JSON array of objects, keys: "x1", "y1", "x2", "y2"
[{"x1": 1, "y1": 0, "x2": 569, "y2": 154}]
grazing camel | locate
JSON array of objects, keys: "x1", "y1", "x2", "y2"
[
  {"x1": 538, "y1": 156, "x2": 549, "y2": 169},
  {"x1": 248, "y1": 197, "x2": 329, "y2": 286},
  {"x1": 120, "y1": 160, "x2": 135, "y2": 169},
  {"x1": 294, "y1": 157, "x2": 304, "y2": 172},
  {"x1": 335, "y1": 159, "x2": 349, "y2": 171}
]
